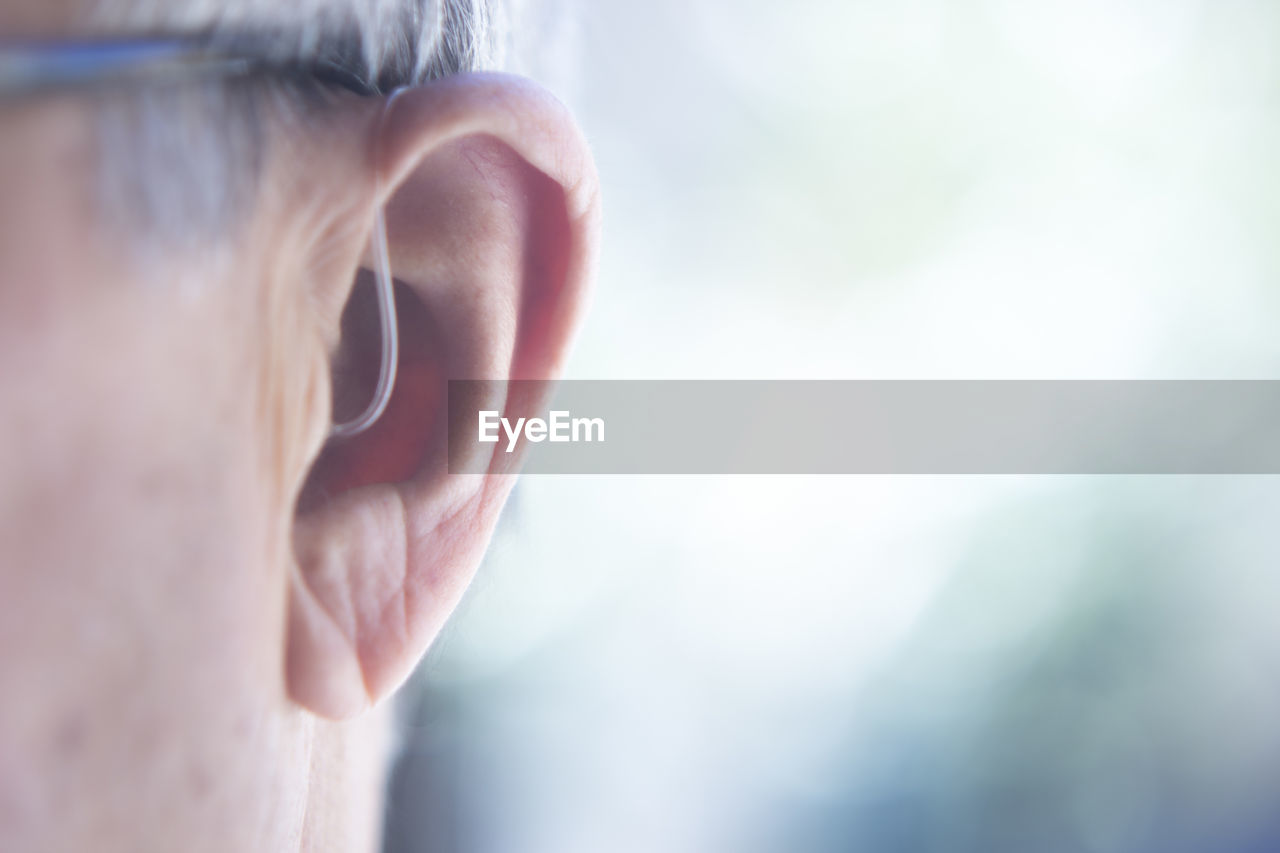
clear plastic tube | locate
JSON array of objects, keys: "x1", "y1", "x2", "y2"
[{"x1": 329, "y1": 206, "x2": 398, "y2": 440}]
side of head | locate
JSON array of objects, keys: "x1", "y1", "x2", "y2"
[{"x1": 0, "y1": 2, "x2": 598, "y2": 850}]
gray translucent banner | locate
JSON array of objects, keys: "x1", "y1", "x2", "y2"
[{"x1": 446, "y1": 380, "x2": 1280, "y2": 474}]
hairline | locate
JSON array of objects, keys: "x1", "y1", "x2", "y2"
[{"x1": 89, "y1": 0, "x2": 504, "y2": 251}]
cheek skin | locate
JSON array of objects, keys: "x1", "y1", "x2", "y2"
[
  {"x1": 0, "y1": 102, "x2": 321, "y2": 841},
  {"x1": 0, "y1": 93, "x2": 389, "y2": 849},
  {"x1": 0, "y1": 251, "x2": 312, "y2": 850}
]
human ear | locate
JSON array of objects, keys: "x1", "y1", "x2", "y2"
[{"x1": 285, "y1": 73, "x2": 599, "y2": 719}]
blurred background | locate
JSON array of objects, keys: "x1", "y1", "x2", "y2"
[{"x1": 385, "y1": 1, "x2": 1280, "y2": 851}]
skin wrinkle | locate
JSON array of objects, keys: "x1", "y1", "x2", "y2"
[
  {"x1": 300, "y1": 571, "x2": 364, "y2": 703},
  {"x1": 249, "y1": 146, "x2": 328, "y2": 515},
  {"x1": 272, "y1": 103, "x2": 382, "y2": 361},
  {"x1": 259, "y1": 286, "x2": 321, "y2": 519},
  {"x1": 303, "y1": 209, "x2": 379, "y2": 356},
  {"x1": 352, "y1": 492, "x2": 407, "y2": 686},
  {"x1": 294, "y1": 485, "x2": 411, "y2": 705},
  {"x1": 357, "y1": 492, "x2": 411, "y2": 702},
  {"x1": 300, "y1": 523, "x2": 359, "y2": 642},
  {"x1": 358, "y1": 482, "x2": 488, "y2": 700},
  {"x1": 296, "y1": 471, "x2": 465, "y2": 707}
]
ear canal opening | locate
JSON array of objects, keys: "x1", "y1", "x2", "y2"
[
  {"x1": 297, "y1": 273, "x2": 443, "y2": 515},
  {"x1": 330, "y1": 207, "x2": 397, "y2": 440}
]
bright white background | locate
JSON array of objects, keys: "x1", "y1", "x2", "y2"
[{"x1": 385, "y1": 2, "x2": 1280, "y2": 851}]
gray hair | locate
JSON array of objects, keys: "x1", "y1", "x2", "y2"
[
  {"x1": 91, "y1": 0, "x2": 504, "y2": 249},
  {"x1": 94, "y1": 0, "x2": 504, "y2": 88}
]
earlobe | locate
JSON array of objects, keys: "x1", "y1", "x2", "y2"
[{"x1": 285, "y1": 73, "x2": 599, "y2": 719}]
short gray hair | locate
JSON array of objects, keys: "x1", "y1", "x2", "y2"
[
  {"x1": 94, "y1": 0, "x2": 504, "y2": 89},
  {"x1": 91, "y1": 0, "x2": 504, "y2": 249}
]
